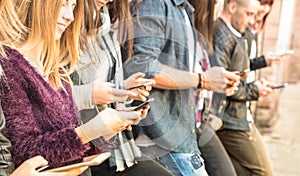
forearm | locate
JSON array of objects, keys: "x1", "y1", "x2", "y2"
[{"x1": 152, "y1": 65, "x2": 198, "y2": 90}]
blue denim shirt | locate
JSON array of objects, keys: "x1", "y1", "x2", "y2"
[{"x1": 124, "y1": 0, "x2": 200, "y2": 154}]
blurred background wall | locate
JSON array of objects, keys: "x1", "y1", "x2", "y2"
[{"x1": 253, "y1": 0, "x2": 300, "y2": 132}]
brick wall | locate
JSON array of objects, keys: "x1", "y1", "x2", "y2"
[{"x1": 255, "y1": 0, "x2": 300, "y2": 132}]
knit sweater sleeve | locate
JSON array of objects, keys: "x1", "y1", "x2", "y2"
[
  {"x1": 0, "y1": 52, "x2": 92, "y2": 167},
  {"x1": 73, "y1": 83, "x2": 94, "y2": 110}
]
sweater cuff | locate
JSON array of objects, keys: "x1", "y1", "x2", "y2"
[
  {"x1": 250, "y1": 55, "x2": 267, "y2": 70},
  {"x1": 73, "y1": 83, "x2": 94, "y2": 111}
]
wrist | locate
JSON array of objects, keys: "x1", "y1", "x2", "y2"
[
  {"x1": 197, "y1": 73, "x2": 203, "y2": 89},
  {"x1": 201, "y1": 72, "x2": 211, "y2": 90},
  {"x1": 75, "y1": 126, "x2": 89, "y2": 144}
]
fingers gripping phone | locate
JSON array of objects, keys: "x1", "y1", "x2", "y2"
[
  {"x1": 235, "y1": 69, "x2": 250, "y2": 76},
  {"x1": 133, "y1": 98, "x2": 155, "y2": 111},
  {"x1": 127, "y1": 85, "x2": 146, "y2": 90},
  {"x1": 38, "y1": 152, "x2": 111, "y2": 172}
]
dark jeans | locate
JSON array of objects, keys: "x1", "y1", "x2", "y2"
[
  {"x1": 217, "y1": 122, "x2": 273, "y2": 176},
  {"x1": 90, "y1": 156, "x2": 173, "y2": 176},
  {"x1": 199, "y1": 129, "x2": 237, "y2": 176}
]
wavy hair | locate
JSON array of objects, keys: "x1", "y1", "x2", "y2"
[
  {"x1": 0, "y1": 0, "x2": 26, "y2": 57},
  {"x1": 14, "y1": 0, "x2": 84, "y2": 89}
]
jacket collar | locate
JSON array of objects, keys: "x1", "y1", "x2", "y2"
[
  {"x1": 219, "y1": 17, "x2": 242, "y2": 38},
  {"x1": 171, "y1": 0, "x2": 185, "y2": 6},
  {"x1": 171, "y1": 0, "x2": 195, "y2": 13}
]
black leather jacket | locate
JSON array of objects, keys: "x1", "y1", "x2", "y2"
[
  {"x1": 0, "y1": 103, "x2": 14, "y2": 176},
  {"x1": 211, "y1": 18, "x2": 259, "y2": 131}
]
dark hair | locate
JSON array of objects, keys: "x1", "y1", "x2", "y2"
[
  {"x1": 260, "y1": 0, "x2": 274, "y2": 6},
  {"x1": 81, "y1": 0, "x2": 135, "y2": 59},
  {"x1": 258, "y1": 0, "x2": 274, "y2": 31},
  {"x1": 188, "y1": 0, "x2": 216, "y2": 54},
  {"x1": 108, "y1": 0, "x2": 135, "y2": 59}
]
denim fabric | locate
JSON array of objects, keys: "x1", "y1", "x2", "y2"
[
  {"x1": 159, "y1": 152, "x2": 208, "y2": 176},
  {"x1": 124, "y1": 0, "x2": 200, "y2": 154}
]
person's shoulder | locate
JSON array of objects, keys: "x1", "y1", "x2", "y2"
[
  {"x1": 0, "y1": 47, "x2": 27, "y2": 75},
  {"x1": 215, "y1": 18, "x2": 229, "y2": 33},
  {"x1": 0, "y1": 47, "x2": 23, "y2": 63},
  {"x1": 131, "y1": 0, "x2": 167, "y2": 14},
  {"x1": 214, "y1": 19, "x2": 235, "y2": 45},
  {"x1": 137, "y1": 0, "x2": 166, "y2": 4}
]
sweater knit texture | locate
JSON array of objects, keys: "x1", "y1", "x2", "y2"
[{"x1": 0, "y1": 48, "x2": 99, "y2": 167}]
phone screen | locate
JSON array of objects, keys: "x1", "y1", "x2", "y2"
[{"x1": 133, "y1": 98, "x2": 154, "y2": 111}]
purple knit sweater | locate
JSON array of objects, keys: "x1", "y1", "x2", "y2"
[{"x1": 0, "y1": 48, "x2": 98, "y2": 167}]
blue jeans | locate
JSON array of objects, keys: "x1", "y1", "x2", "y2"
[{"x1": 159, "y1": 152, "x2": 208, "y2": 176}]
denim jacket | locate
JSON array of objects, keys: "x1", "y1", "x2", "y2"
[
  {"x1": 211, "y1": 18, "x2": 259, "y2": 131},
  {"x1": 124, "y1": 0, "x2": 199, "y2": 154}
]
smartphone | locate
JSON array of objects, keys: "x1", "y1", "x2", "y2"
[
  {"x1": 235, "y1": 69, "x2": 250, "y2": 76},
  {"x1": 133, "y1": 98, "x2": 155, "y2": 111},
  {"x1": 38, "y1": 152, "x2": 111, "y2": 172},
  {"x1": 127, "y1": 85, "x2": 146, "y2": 90},
  {"x1": 272, "y1": 83, "x2": 288, "y2": 89},
  {"x1": 274, "y1": 50, "x2": 295, "y2": 57}
]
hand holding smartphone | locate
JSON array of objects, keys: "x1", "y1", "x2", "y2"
[
  {"x1": 38, "y1": 152, "x2": 111, "y2": 172},
  {"x1": 133, "y1": 98, "x2": 155, "y2": 111},
  {"x1": 234, "y1": 69, "x2": 250, "y2": 77},
  {"x1": 127, "y1": 85, "x2": 146, "y2": 90}
]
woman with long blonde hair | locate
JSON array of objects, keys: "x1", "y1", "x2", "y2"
[
  {"x1": 0, "y1": 0, "x2": 145, "y2": 171},
  {"x1": 0, "y1": 0, "x2": 25, "y2": 175},
  {"x1": 0, "y1": 0, "x2": 87, "y2": 175},
  {"x1": 0, "y1": 0, "x2": 25, "y2": 57}
]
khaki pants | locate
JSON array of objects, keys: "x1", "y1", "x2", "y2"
[{"x1": 217, "y1": 122, "x2": 273, "y2": 176}]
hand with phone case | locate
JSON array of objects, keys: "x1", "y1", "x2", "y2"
[
  {"x1": 91, "y1": 81, "x2": 137, "y2": 105},
  {"x1": 254, "y1": 78, "x2": 276, "y2": 96},
  {"x1": 37, "y1": 152, "x2": 111, "y2": 173},
  {"x1": 76, "y1": 108, "x2": 144, "y2": 143},
  {"x1": 11, "y1": 156, "x2": 88, "y2": 176},
  {"x1": 234, "y1": 69, "x2": 250, "y2": 78},
  {"x1": 123, "y1": 72, "x2": 156, "y2": 102},
  {"x1": 133, "y1": 98, "x2": 155, "y2": 111}
]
